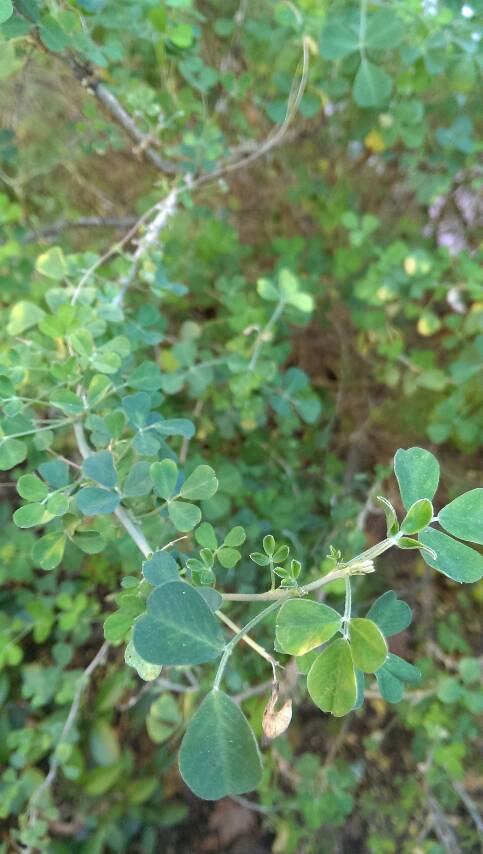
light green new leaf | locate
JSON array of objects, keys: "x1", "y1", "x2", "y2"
[
  {"x1": 276, "y1": 599, "x2": 342, "y2": 655},
  {"x1": 366, "y1": 590, "x2": 412, "y2": 637},
  {"x1": 400, "y1": 498, "x2": 433, "y2": 535},
  {"x1": 223, "y1": 526, "x2": 246, "y2": 548},
  {"x1": 32, "y1": 531, "x2": 66, "y2": 570},
  {"x1": 50, "y1": 389, "x2": 84, "y2": 415},
  {"x1": 353, "y1": 61, "x2": 392, "y2": 108},
  {"x1": 46, "y1": 493, "x2": 69, "y2": 516},
  {"x1": 124, "y1": 640, "x2": 162, "y2": 682},
  {"x1": 195, "y1": 522, "x2": 218, "y2": 550},
  {"x1": 217, "y1": 547, "x2": 241, "y2": 569},
  {"x1": 76, "y1": 487, "x2": 120, "y2": 516},
  {"x1": 13, "y1": 503, "x2": 51, "y2": 528},
  {"x1": 419, "y1": 528, "x2": 483, "y2": 583},
  {"x1": 179, "y1": 690, "x2": 263, "y2": 799},
  {"x1": 83, "y1": 451, "x2": 117, "y2": 488},
  {"x1": 349, "y1": 618, "x2": 388, "y2": 673},
  {"x1": 0, "y1": 438, "x2": 27, "y2": 470},
  {"x1": 394, "y1": 447, "x2": 440, "y2": 510},
  {"x1": 142, "y1": 550, "x2": 179, "y2": 586},
  {"x1": 0, "y1": 0, "x2": 13, "y2": 25},
  {"x1": 7, "y1": 301, "x2": 45, "y2": 336},
  {"x1": 307, "y1": 638, "x2": 356, "y2": 716},
  {"x1": 150, "y1": 459, "x2": 178, "y2": 499},
  {"x1": 376, "y1": 653, "x2": 421, "y2": 703},
  {"x1": 377, "y1": 496, "x2": 399, "y2": 536},
  {"x1": 104, "y1": 596, "x2": 145, "y2": 644},
  {"x1": 35, "y1": 246, "x2": 66, "y2": 280},
  {"x1": 438, "y1": 489, "x2": 483, "y2": 545},
  {"x1": 168, "y1": 500, "x2": 201, "y2": 531},
  {"x1": 180, "y1": 465, "x2": 218, "y2": 500},
  {"x1": 133, "y1": 581, "x2": 225, "y2": 665},
  {"x1": 17, "y1": 473, "x2": 48, "y2": 502},
  {"x1": 397, "y1": 536, "x2": 436, "y2": 559}
]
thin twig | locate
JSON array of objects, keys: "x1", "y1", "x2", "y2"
[{"x1": 27, "y1": 641, "x2": 109, "y2": 826}]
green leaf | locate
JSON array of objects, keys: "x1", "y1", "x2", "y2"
[
  {"x1": 35, "y1": 246, "x2": 66, "y2": 280},
  {"x1": 179, "y1": 690, "x2": 263, "y2": 799},
  {"x1": 17, "y1": 473, "x2": 48, "y2": 502},
  {"x1": 147, "y1": 693, "x2": 181, "y2": 743},
  {"x1": 104, "y1": 596, "x2": 144, "y2": 643},
  {"x1": 419, "y1": 528, "x2": 483, "y2": 584},
  {"x1": 375, "y1": 653, "x2": 421, "y2": 703},
  {"x1": 150, "y1": 459, "x2": 178, "y2": 499},
  {"x1": 275, "y1": 599, "x2": 342, "y2": 655},
  {"x1": 394, "y1": 447, "x2": 440, "y2": 510},
  {"x1": 142, "y1": 550, "x2": 179, "y2": 586},
  {"x1": 132, "y1": 581, "x2": 225, "y2": 665},
  {"x1": 50, "y1": 389, "x2": 84, "y2": 415},
  {"x1": 129, "y1": 361, "x2": 163, "y2": 391},
  {"x1": 46, "y1": 493, "x2": 69, "y2": 516},
  {"x1": 263, "y1": 534, "x2": 275, "y2": 555},
  {"x1": 196, "y1": 587, "x2": 223, "y2": 612},
  {"x1": 396, "y1": 536, "x2": 436, "y2": 559},
  {"x1": 400, "y1": 498, "x2": 433, "y2": 535},
  {"x1": 365, "y1": 9, "x2": 405, "y2": 50},
  {"x1": 123, "y1": 461, "x2": 152, "y2": 497},
  {"x1": 0, "y1": 437, "x2": 27, "y2": 470},
  {"x1": 89, "y1": 721, "x2": 120, "y2": 767},
  {"x1": 250, "y1": 552, "x2": 270, "y2": 566},
  {"x1": 377, "y1": 496, "x2": 399, "y2": 537},
  {"x1": 366, "y1": 590, "x2": 412, "y2": 638},
  {"x1": 319, "y1": 17, "x2": 359, "y2": 60},
  {"x1": 195, "y1": 522, "x2": 218, "y2": 550},
  {"x1": 38, "y1": 459, "x2": 69, "y2": 489},
  {"x1": 353, "y1": 669, "x2": 365, "y2": 710},
  {"x1": 223, "y1": 526, "x2": 246, "y2": 548},
  {"x1": 307, "y1": 638, "x2": 357, "y2": 717},
  {"x1": 0, "y1": 0, "x2": 13, "y2": 24},
  {"x1": 156, "y1": 418, "x2": 195, "y2": 439},
  {"x1": 39, "y1": 18, "x2": 69, "y2": 52},
  {"x1": 32, "y1": 531, "x2": 66, "y2": 570},
  {"x1": 124, "y1": 640, "x2": 162, "y2": 682},
  {"x1": 272, "y1": 545, "x2": 289, "y2": 563},
  {"x1": 349, "y1": 618, "x2": 388, "y2": 673},
  {"x1": 353, "y1": 60, "x2": 392, "y2": 108},
  {"x1": 76, "y1": 487, "x2": 120, "y2": 516},
  {"x1": 7, "y1": 300, "x2": 45, "y2": 335},
  {"x1": 438, "y1": 489, "x2": 483, "y2": 545},
  {"x1": 83, "y1": 451, "x2": 117, "y2": 488},
  {"x1": 168, "y1": 500, "x2": 201, "y2": 532},
  {"x1": 217, "y1": 547, "x2": 241, "y2": 569},
  {"x1": 180, "y1": 465, "x2": 218, "y2": 500},
  {"x1": 13, "y1": 503, "x2": 51, "y2": 528},
  {"x1": 72, "y1": 530, "x2": 105, "y2": 554}
]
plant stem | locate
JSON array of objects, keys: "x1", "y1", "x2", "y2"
[
  {"x1": 342, "y1": 576, "x2": 352, "y2": 639},
  {"x1": 213, "y1": 600, "x2": 282, "y2": 690}
]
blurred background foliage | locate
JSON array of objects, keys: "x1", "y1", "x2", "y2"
[{"x1": 0, "y1": 0, "x2": 481, "y2": 851}]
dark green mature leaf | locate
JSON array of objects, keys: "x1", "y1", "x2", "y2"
[
  {"x1": 353, "y1": 61, "x2": 392, "y2": 108},
  {"x1": 83, "y1": 451, "x2": 117, "y2": 488},
  {"x1": 196, "y1": 587, "x2": 223, "y2": 612},
  {"x1": 319, "y1": 12, "x2": 359, "y2": 59},
  {"x1": 376, "y1": 653, "x2": 421, "y2": 703},
  {"x1": 132, "y1": 581, "x2": 225, "y2": 665},
  {"x1": 394, "y1": 447, "x2": 440, "y2": 510},
  {"x1": 156, "y1": 418, "x2": 195, "y2": 438},
  {"x1": 180, "y1": 465, "x2": 218, "y2": 500},
  {"x1": 365, "y1": 9, "x2": 405, "y2": 50},
  {"x1": 275, "y1": 599, "x2": 341, "y2": 655},
  {"x1": 150, "y1": 459, "x2": 178, "y2": 499},
  {"x1": 142, "y1": 550, "x2": 179, "y2": 586},
  {"x1": 123, "y1": 461, "x2": 152, "y2": 497},
  {"x1": 438, "y1": 489, "x2": 483, "y2": 545},
  {"x1": 400, "y1": 498, "x2": 433, "y2": 535},
  {"x1": 179, "y1": 690, "x2": 263, "y2": 799},
  {"x1": 349, "y1": 618, "x2": 388, "y2": 673},
  {"x1": 76, "y1": 487, "x2": 120, "y2": 516},
  {"x1": 419, "y1": 528, "x2": 483, "y2": 583},
  {"x1": 307, "y1": 638, "x2": 356, "y2": 716},
  {"x1": 38, "y1": 459, "x2": 69, "y2": 489},
  {"x1": 366, "y1": 590, "x2": 412, "y2": 637}
]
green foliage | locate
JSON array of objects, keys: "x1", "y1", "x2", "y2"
[{"x1": 0, "y1": 0, "x2": 481, "y2": 848}]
